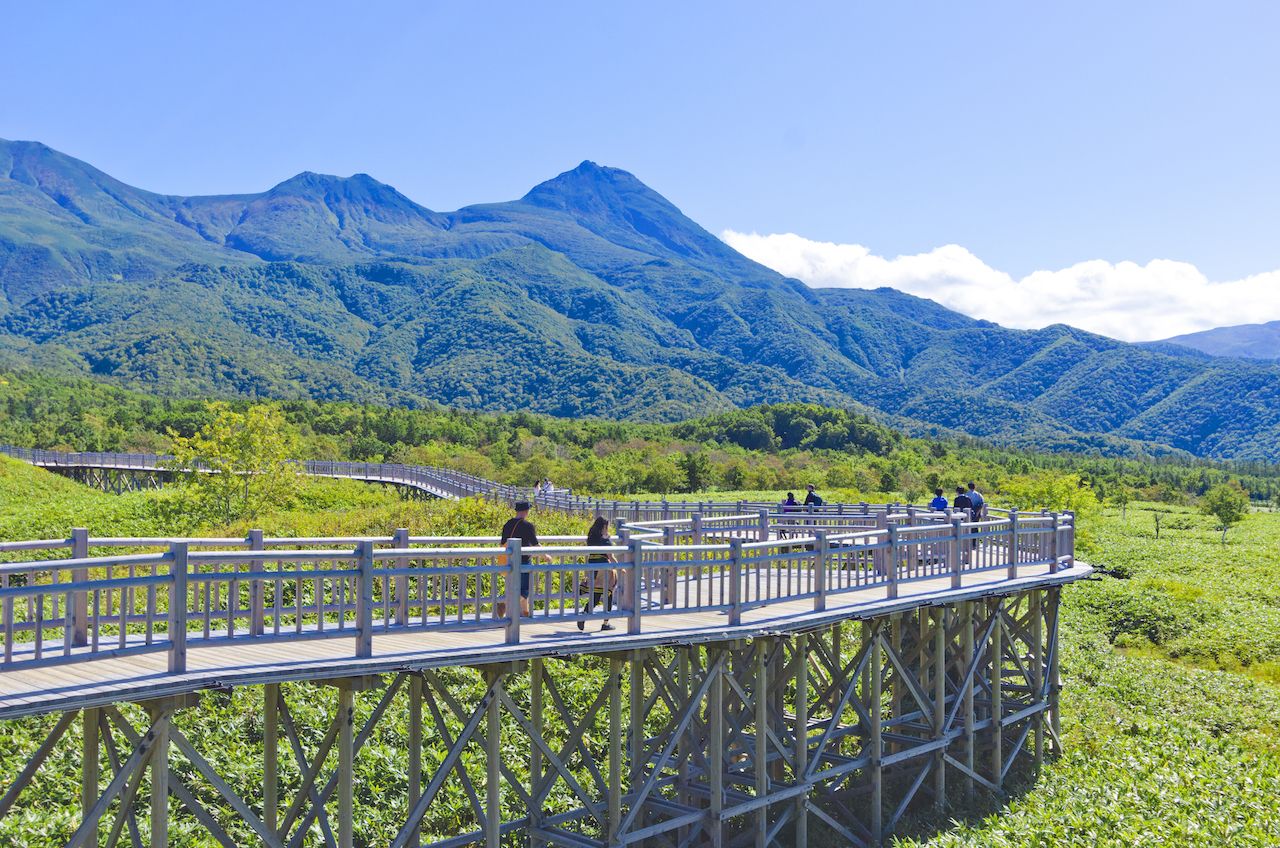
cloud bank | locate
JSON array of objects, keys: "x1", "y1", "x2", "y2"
[{"x1": 721, "y1": 230, "x2": 1280, "y2": 342}]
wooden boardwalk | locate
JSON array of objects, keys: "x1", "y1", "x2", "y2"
[{"x1": 0, "y1": 561, "x2": 1087, "y2": 720}]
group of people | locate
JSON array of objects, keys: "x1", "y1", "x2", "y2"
[
  {"x1": 930, "y1": 482, "x2": 986, "y2": 519},
  {"x1": 535, "y1": 478, "x2": 557, "y2": 497},
  {"x1": 499, "y1": 500, "x2": 616, "y2": 632},
  {"x1": 498, "y1": 481, "x2": 988, "y2": 632},
  {"x1": 780, "y1": 483, "x2": 824, "y2": 511}
]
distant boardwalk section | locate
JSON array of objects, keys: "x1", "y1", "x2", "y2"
[{"x1": 0, "y1": 447, "x2": 1088, "y2": 848}]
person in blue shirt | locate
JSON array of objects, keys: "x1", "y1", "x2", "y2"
[
  {"x1": 967, "y1": 482, "x2": 986, "y2": 519},
  {"x1": 929, "y1": 488, "x2": 949, "y2": 511}
]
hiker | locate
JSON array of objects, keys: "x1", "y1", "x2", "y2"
[
  {"x1": 578, "y1": 516, "x2": 617, "y2": 631},
  {"x1": 499, "y1": 500, "x2": 546, "y2": 618},
  {"x1": 930, "y1": 488, "x2": 949, "y2": 511},
  {"x1": 953, "y1": 486, "x2": 973, "y2": 519},
  {"x1": 804, "y1": 484, "x2": 824, "y2": 507},
  {"x1": 967, "y1": 482, "x2": 986, "y2": 519},
  {"x1": 778, "y1": 492, "x2": 799, "y2": 538}
]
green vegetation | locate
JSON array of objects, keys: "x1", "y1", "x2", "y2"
[
  {"x1": 167, "y1": 402, "x2": 300, "y2": 526},
  {"x1": 1199, "y1": 482, "x2": 1251, "y2": 543},
  {"x1": 5, "y1": 140, "x2": 1280, "y2": 458},
  {"x1": 2, "y1": 456, "x2": 1280, "y2": 844},
  {"x1": 4, "y1": 372, "x2": 1280, "y2": 510}
]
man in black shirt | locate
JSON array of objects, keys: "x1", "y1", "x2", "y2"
[
  {"x1": 953, "y1": 486, "x2": 973, "y2": 518},
  {"x1": 803, "y1": 484, "x2": 824, "y2": 507},
  {"x1": 501, "y1": 501, "x2": 540, "y2": 617}
]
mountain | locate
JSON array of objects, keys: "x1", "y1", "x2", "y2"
[
  {"x1": 2, "y1": 138, "x2": 1279, "y2": 460},
  {"x1": 1161, "y1": 321, "x2": 1280, "y2": 361}
]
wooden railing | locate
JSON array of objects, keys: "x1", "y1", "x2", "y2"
[
  {"x1": 0, "y1": 510, "x2": 1075, "y2": 673},
  {"x1": 3, "y1": 446, "x2": 1026, "y2": 523}
]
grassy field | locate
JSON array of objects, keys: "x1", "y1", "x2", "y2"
[{"x1": 1, "y1": 466, "x2": 1279, "y2": 845}]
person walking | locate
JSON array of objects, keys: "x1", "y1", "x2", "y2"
[
  {"x1": 953, "y1": 486, "x2": 974, "y2": 519},
  {"x1": 930, "y1": 488, "x2": 949, "y2": 511},
  {"x1": 966, "y1": 482, "x2": 986, "y2": 519},
  {"x1": 499, "y1": 500, "x2": 543, "y2": 618},
  {"x1": 803, "y1": 484, "x2": 824, "y2": 507},
  {"x1": 578, "y1": 516, "x2": 617, "y2": 631}
]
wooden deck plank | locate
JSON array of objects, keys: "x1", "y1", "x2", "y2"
[{"x1": 0, "y1": 562, "x2": 1089, "y2": 720}]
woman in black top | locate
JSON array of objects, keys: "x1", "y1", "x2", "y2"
[{"x1": 579, "y1": 516, "x2": 617, "y2": 631}]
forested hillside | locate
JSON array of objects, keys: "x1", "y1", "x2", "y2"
[
  {"x1": 4, "y1": 140, "x2": 1280, "y2": 458},
  {"x1": 4, "y1": 370, "x2": 1278, "y2": 507}
]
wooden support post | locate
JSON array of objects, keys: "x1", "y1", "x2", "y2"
[
  {"x1": 708, "y1": 649, "x2": 725, "y2": 848},
  {"x1": 754, "y1": 640, "x2": 769, "y2": 848},
  {"x1": 408, "y1": 674, "x2": 422, "y2": 848},
  {"x1": 356, "y1": 540, "x2": 374, "y2": 658},
  {"x1": 870, "y1": 624, "x2": 883, "y2": 846},
  {"x1": 1031, "y1": 590, "x2": 1044, "y2": 776},
  {"x1": 889, "y1": 614, "x2": 903, "y2": 748},
  {"x1": 264, "y1": 684, "x2": 279, "y2": 837},
  {"x1": 728, "y1": 539, "x2": 743, "y2": 626},
  {"x1": 628, "y1": 540, "x2": 643, "y2": 635},
  {"x1": 1007, "y1": 510, "x2": 1020, "y2": 580},
  {"x1": 677, "y1": 647, "x2": 690, "y2": 823},
  {"x1": 933, "y1": 607, "x2": 947, "y2": 811},
  {"x1": 1048, "y1": 587, "x2": 1062, "y2": 751},
  {"x1": 608, "y1": 656, "x2": 623, "y2": 846},
  {"x1": 950, "y1": 517, "x2": 964, "y2": 588},
  {"x1": 530, "y1": 658, "x2": 544, "y2": 846},
  {"x1": 814, "y1": 531, "x2": 828, "y2": 612},
  {"x1": 794, "y1": 633, "x2": 808, "y2": 847},
  {"x1": 505, "y1": 538, "x2": 521, "y2": 644},
  {"x1": 393, "y1": 527, "x2": 410, "y2": 625},
  {"x1": 168, "y1": 543, "x2": 188, "y2": 674},
  {"x1": 338, "y1": 683, "x2": 355, "y2": 848},
  {"x1": 629, "y1": 651, "x2": 644, "y2": 785},
  {"x1": 71, "y1": 528, "x2": 89, "y2": 647},
  {"x1": 249, "y1": 529, "x2": 265, "y2": 637},
  {"x1": 149, "y1": 705, "x2": 170, "y2": 848},
  {"x1": 962, "y1": 601, "x2": 975, "y2": 798},
  {"x1": 691, "y1": 513, "x2": 704, "y2": 545},
  {"x1": 990, "y1": 598, "x2": 1003, "y2": 793},
  {"x1": 82, "y1": 707, "x2": 99, "y2": 823},
  {"x1": 758, "y1": 509, "x2": 769, "y2": 542},
  {"x1": 886, "y1": 523, "x2": 899, "y2": 598},
  {"x1": 1049, "y1": 513, "x2": 1061, "y2": 574}
]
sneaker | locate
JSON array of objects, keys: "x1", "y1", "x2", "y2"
[
  {"x1": 577, "y1": 619, "x2": 586, "y2": 631},
  {"x1": 600, "y1": 623, "x2": 615, "y2": 631}
]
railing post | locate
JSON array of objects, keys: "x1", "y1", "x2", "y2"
[
  {"x1": 758, "y1": 509, "x2": 769, "y2": 542},
  {"x1": 950, "y1": 517, "x2": 964, "y2": 588},
  {"x1": 1049, "y1": 513, "x2": 1061, "y2": 574},
  {"x1": 691, "y1": 513, "x2": 704, "y2": 545},
  {"x1": 168, "y1": 543, "x2": 188, "y2": 673},
  {"x1": 71, "y1": 528, "x2": 89, "y2": 647},
  {"x1": 628, "y1": 540, "x2": 644, "y2": 635},
  {"x1": 505, "y1": 538, "x2": 521, "y2": 644},
  {"x1": 728, "y1": 538, "x2": 743, "y2": 626},
  {"x1": 356, "y1": 540, "x2": 374, "y2": 658},
  {"x1": 248, "y1": 529, "x2": 265, "y2": 637},
  {"x1": 1007, "y1": 509, "x2": 1020, "y2": 580},
  {"x1": 886, "y1": 523, "x2": 899, "y2": 599},
  {"x1": 814, "y1": 530, "x2": 828, "y2": 612},
  {"x1": 394, "y1": 527, "x2": 410, "y2": 625}
]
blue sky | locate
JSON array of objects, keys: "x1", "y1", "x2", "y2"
[{"x1": 4, "y1": 2, "x2": 1279, "y2": 339}]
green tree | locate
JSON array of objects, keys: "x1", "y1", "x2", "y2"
[
  {"x1": 1110, "y1": 484, "x2": 1134, "y2": 519},
  {"x1": 678, "y1": 451, "x2": 713, "y2": 493},
  {"x1": 1199, "y1": 482, "x2": 1250, "y2": 543},
  {"x1": 167, "y1": 402, "x2": 300, "y2": 525}
]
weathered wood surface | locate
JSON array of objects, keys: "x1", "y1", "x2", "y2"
[{"x1": 0, "y1": 561, "x2": 1087, "y2": 719}]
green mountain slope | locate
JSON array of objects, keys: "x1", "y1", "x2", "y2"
[{"x1": 1, "y1": 138, "x2": 1277, "y2": 458}]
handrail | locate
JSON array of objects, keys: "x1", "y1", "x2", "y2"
[
  {"x1": 0, "y1": 445, "x2": 1071, "y2": 521},
  {"x1": 0, "y1": 507, "x2": 1077, "y2": 673}
]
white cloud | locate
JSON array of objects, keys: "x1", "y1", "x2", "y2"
[{"x1": 721, "y1": 230, "x2": 1280, "y2": 342}]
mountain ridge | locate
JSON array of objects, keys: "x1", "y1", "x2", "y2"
[
  {"x1": 1, "y1": 138, "x2": 1278, "y2": 460},
  {"x1": 1160, "y1": 321, "x2": 1280, "y2": 361}
]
